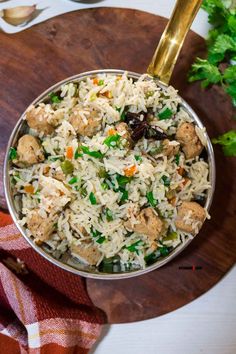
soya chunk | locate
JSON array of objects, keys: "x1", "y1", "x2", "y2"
[
  {"x1": 175, "y1": 201, "x2": 206, "y2": 234},
  {"x1": 27, "y1": 211, "x2": 54, "y2": 242},
  {"x1": 69, "y1": 106, "x2": 101, "y2": 137},
  {"x1": 125, "y1": 207, "x2": 163, "y2": 241},
  {"x1": 176, "y1": 122, "x2": 203, "y2": 159},
  {"x1": 17, "y1": 134, "x2": 45, "y2": 165},
  {"x1": 71, "y1": 243, "x2": 102, "y2": 266},
  {"x1": 162, "y1": 139, "x2": 180, "y2": 157},
  {"x1": 26, "y1": 105, "x2": 54, "y2": 135}
]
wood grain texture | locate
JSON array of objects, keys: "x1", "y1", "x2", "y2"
[{"x1": 0, "y1": 8, "x2": 235, "y2": 324}]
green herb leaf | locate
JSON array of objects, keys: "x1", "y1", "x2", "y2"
[
  {"x1": 91, "y1": 227, "x2": 105, "y2": 243},
  {"x1": 135, "y1": 155, "x2": 142, "y2": 162},
  {"x1": 212, "y1": 130, "x2": 236, "y2": 156},
  {"x1": 126, "y1": 240, "x2": 142, "y2": 254},
  {"x1": 175, "y1": 153, "x2": 180, "y2": 165},
  {"x1": 9, "y1": 147, "x2": 17, "y2": 161},
  {"x1": 208, "y1": 34, "x2": 236, "y2": 64},
  {"x1": 49, "y1": 92, "x2": 62, "y2": 103},
  {"x1": 188, "y1": 58, "x2": 222, "y2": 88},
  {"x1": 89, "y1": 192, "x2": 97, "y2": 205},
  {"x1": 146, "y1": 191, "x2": 158, "y2": 207},
  {"x1": 120, "y1": 189, "x2": 128, "y2": 202},
  {"x1": 91, "y1": 228, "x2": 102, "y2": 238},
  {"x1": 144, "y1": 252, "x2": 158, "y2": 265},
  {"x1": 160, "y1": 246, "x2": 169, "y2": 257},
  {"x1": 98, "y1": 79, "x2": 104, "y2": 86},
  {"x1": 158, "y1": 107, "x2": 173, "y2": 120},
  {"x1": 61, "y1": 160, "x2": 74, "y2": 175},
  {"x1": 103, "y1": 134, "x2": 121, "y2": 148},
  {"x1": 68, "y1": 176, "x2": 78, "y2": 185},
  {"x1": 161, "y1": 175, "x2": 171, "y2": 187},
  {"x1": 96, "y1": 236, "x2": 106, "y2": 244},
  {"x1": 74, "y1": 147, "x2": 83, "y2": 159},
  {"x1": 81, "y1": 146, "x2": 104, "y2": 159},
  {"x1": 116, "y1": 174, "x2": 131, "y2": 186},
  {"x1": 115, "y1": 106, "x2": 127, "y2": 121}
]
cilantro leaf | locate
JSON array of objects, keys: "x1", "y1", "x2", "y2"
[
  {"x1": 126, "y1": 240, "x2": 142, "y2": 254},
  {"x1": 49, "y1": 92, "x2": 62, "y2": 103},
  {"x1": 188, "y1": 58, "x2": 222, "y2": 88},
  {"x1": 146, "y1": 191, "x2": 158, "y2": 207},
  {"x1": 212, "y1": 130, "x2": 236, "y2": 156},
  {"x1": 208, "y1": 34, "x2": 236, "y2": 64},
  {"x1": 81, "y1": 146, "x2": 104, "y2": 159},
  {"x1": 89, "y1": 192, "x2": 97, "y2": 205},
  {"x1": 9, "y1": 147, "x2": 17, "y2": 160},
  {"x1": 103, "y1": 134, "x2": 121, "y2": 148},
  {"x1": 157, "y1": 107, "x2": 173, "y2": 120}
]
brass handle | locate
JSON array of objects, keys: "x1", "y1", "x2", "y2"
[{"x1": 147, "y1": 0, "x2": 202, "y2": 84}]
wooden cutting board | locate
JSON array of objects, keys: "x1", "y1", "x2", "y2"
[{"x1": 0, "y1": 8, "x2": 236, "y2": 324}]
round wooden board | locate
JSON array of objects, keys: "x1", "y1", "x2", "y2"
[{"x1": 0, "y1": 8, "x2": 236, "y2": 324}]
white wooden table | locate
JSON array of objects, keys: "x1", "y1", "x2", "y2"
[{"x1": 2, "y1": 1, "x2": 235, "y2": 353}]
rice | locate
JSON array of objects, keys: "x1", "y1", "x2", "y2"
[{"x1": 9, "y1": 73, "x2": 211, "y2": 272}]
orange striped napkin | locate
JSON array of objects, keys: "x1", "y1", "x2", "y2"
[{"x1": 0, "y1": 211, "x2": 106, "y2": 354}]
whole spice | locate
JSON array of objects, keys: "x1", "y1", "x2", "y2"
[{"x1": 125, "y1": 111, "x2": 167, "y2": 142}]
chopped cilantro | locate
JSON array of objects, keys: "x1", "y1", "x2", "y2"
[
  {"x1": 49, "y1": 92, "x2": 62, "y2": 103},
  {"x1": 158, "y1": 107, "x2": 173, "y2": 120},
  {"x1": 175, "y1": 153, "x2": 180, "y2": 165},
  {"x1": 103, "y1": 134, "x2": 121, "y2": 148},
  {"x1": 68, "y1": 176, "x2": 78, "y2": 185},
  {"x1": 126, "y1": 240, "x2": 142, "y2": 254},
  {"x1": 116, "y1": 174, "x2": 131, "y2": 186},
  {"x1": 135, "y1": 155, "x2": 142, "y2": 162},
  {"x1": 74, "y1": 147, "x2": 83, "y2": 159},
  {"x1": 120, "y1": 189, "x2": 128, "y2": 202},
  {"x1": 160, "y1": 246, "x2": 169, "y2": 257},
  {"x1": 91, "y1": 227, "x2": 105, "y2": 244},
  {"x1": 146, "y1": 191, "x2": 158, "y2": 207},
  {"x1": 161, "y1": 175, "x2": 171, "y2": 186},
  {"x1": 9, "y1": 147, "x2": 17, "y2": 161},
  {"x1": 81, "y1": 146, "x2": 104, "y2": 159},
  {"x1": 89, "y1": 192, "x2": 97, "y2": 205}
]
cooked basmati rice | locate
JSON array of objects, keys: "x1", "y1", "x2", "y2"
[{"x1": 9, "y1": 73, "x2": 211, "y2": 272}]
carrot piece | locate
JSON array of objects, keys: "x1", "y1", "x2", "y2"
[
  {"x1": 66, "y1": 146, "x2": 73, "y2": 159},
  {"x1": 108, "y1": 128, "x2": 117, "y2": 136},
  {"x1": 24, "y1": 185, "x2": 34, "y2": 194},
  {"x1": 101, "y1": 91, "x2": 113, "y2": 99},
  {"x1": 93, "y1": 78, "x2": 99, "y2": 85},
  {"x1": 124, "y1": 165, "x2": 137, "y2": 177}
]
